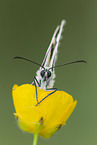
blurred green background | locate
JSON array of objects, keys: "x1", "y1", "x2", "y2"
[{"x1": 0, "y1": 0, "x2": 97, "y2": 145}]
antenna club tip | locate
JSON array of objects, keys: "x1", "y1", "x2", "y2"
[
  {"x1": 84, "y1": 60, "x2": 88, "y2": 64},
  {"x1": 81, "y1": 60, "x2": 87, "y2": 64},
  {"x1": 13, "y1": 56, "x2": 19, "y2": 59},
  {"x1": 12, "y1": 56, "x2": 16, "y2": 59}
]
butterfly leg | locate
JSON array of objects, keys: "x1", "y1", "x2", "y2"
[
  {"x1": 35, "y1": 88, "x2": 57, "y2": 106},
  {"x1": 33, "y1": 76, "x2": 39, "y2": 104},
  {"x1": 46, "y1": 88, "x2": 58, "y2": 91},
  {"x1": 31, "y1": 76, "x2": 41, "y2": 87},
  {"x1": 33, "y1": 77, "x2": 57, "y2": 106}
]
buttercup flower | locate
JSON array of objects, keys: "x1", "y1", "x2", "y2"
[{"x1": 12, "y1": 84, "x2": 77, "y2": 138}]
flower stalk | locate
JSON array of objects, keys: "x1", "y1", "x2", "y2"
[{"x1": 32, "y1": 133, "x2": 39, "y2": 145}]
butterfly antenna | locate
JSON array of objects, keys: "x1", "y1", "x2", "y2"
[
  {"x1": 49, "y1": 60, "x2": 87, "y2": 69},
  {"x1": 13, "y1": 56, "x2": 45, "y2": 68}
]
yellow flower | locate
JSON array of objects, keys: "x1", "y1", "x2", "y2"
[{"x1": 12, "y1": 84, "x2": 77, "y2": 138}]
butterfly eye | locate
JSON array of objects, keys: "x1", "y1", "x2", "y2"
[
  {"x1": 47, "y1": 71, "x2": 51, "y2": 78},
  {"x1": 40, "y1": 70, "x2": 45, "y2": 78}
]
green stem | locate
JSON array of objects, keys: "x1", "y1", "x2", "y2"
[{"x1": 32, "y1": 133, "x2": 39, "y2": 145}]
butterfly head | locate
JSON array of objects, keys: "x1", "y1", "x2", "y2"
[{"x1": 36, "y1": 66, "x2": 55, "y2": 90}]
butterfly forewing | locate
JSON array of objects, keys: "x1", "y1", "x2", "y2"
[{"x1": 35, "y1": 20, "x2": 66, "y2": 90}]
